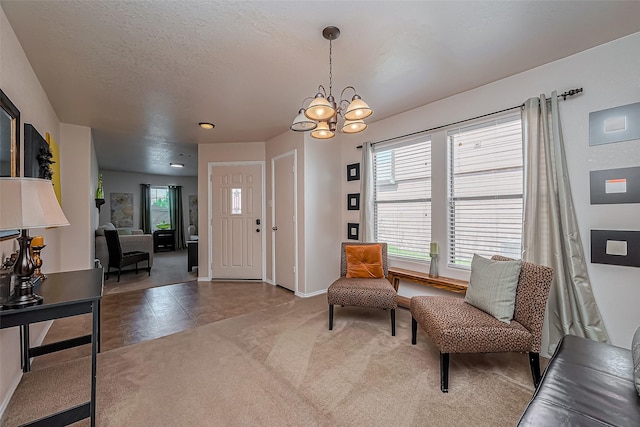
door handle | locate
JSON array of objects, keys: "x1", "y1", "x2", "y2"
[
  {"x1": 256, "y1": 228, "x2": 260, "y2": 232},
  {"x1": 272, "y1": 226, "x2": 278, "y2": 231}
]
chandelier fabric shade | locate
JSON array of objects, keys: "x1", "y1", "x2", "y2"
[{"x1": 290, "y1": 26, "x2": 373, "y2": 139}]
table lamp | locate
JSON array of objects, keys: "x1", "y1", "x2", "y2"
[{"x1": 0, "y1": 178, "x2": 69, "y2": 308}]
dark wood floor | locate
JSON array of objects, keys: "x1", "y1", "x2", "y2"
[{"x1": 31, "y1": 280, "x2": 296, "y2": 370}]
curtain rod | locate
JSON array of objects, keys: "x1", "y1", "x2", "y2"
[{"x1": 356, "y1": 88, "x2": 583, "y2": 149}]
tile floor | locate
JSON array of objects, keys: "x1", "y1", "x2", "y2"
[{"x1": 31, "y1": 280, "x2": 296, "y2": 370}]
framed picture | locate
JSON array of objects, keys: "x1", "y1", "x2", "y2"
[
  {"x1": 0, "y1": 89, "x2": 21, "y2": 241},
  {"x1": 24, "y1": 124, "x2": 53, "y2": 179},
  {"x1": 589, "y1": 102, "x2": 640, "y2": 146},
  {"x1": 590, "y1": 166, "x2": 640, "y2": 204},
  {"x1": 346, "y1": 163, "x2": 360, "y2": 181},
  {"x1": 347, "y1": 193, "x2": 360, "y2": 210},
  {"x1": 347, "y1": 223, "x2": 359, "y2": 240}
]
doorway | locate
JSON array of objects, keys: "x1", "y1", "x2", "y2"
[
  {"x1": 271, "y1": 150, "x2": 297, "y2": 292},
  {"x1": 209, "y1": 162, "x2": 264, "y2": 280}
]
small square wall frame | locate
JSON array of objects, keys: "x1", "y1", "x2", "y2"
[
  {"x1": 347, "y1": 193, "x2": 360, "y2": 210},
  {"x1": 591, "y1": 229, "x2": 640, "y2": 268},
  {"x1": 347, "y1": 223, "x2": 359, "y2": 240},
  {"x1": 346, "y1": 163, "x2": 360, "y2": 181}
]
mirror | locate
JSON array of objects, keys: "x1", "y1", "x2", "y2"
[{"x1": 0, "y1": 88, "x2": 21, "y2": 241}]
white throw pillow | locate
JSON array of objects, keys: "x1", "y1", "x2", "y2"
[{"x1": 464, "y1": 254, "x2": 522, "y2": 323}]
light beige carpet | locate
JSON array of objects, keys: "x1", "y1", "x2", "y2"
[{"x1": 3, "y1": 296, "x2": 535, "y2": 426}]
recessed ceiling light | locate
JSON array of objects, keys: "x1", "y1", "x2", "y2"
[
  {"x1": 170, "y1": 162, "x2": 184, "y2": 168},
  {"x1": 199, "y1": 122, "x2": 215, "y2": 129}
]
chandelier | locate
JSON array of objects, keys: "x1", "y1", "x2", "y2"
[{"x1": 290, "y1": 26, "x2": 373, "y2": 139}]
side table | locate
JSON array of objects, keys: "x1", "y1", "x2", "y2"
[
  {"x1": 0, "y1": 268, "x2": 103, "y2": 426},
  {"x1": 187, "y1": 240, "x2": 198, "y2": 272},
  {"x1": 153, "y1": 229, "x2": 175, "y2": 252}
]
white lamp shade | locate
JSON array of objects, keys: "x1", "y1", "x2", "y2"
[
  {"x1": 290, "y1": 109, "x2": 318, "y2": 132},
  {"x1": 342, "y1": 119, "x2": 367, "y2": 134},
  {"x1": 305, "y1": 96, "x2": 336, "y2": 121},
  {"x1": 0, "y1": 178, "x2": 70, "y2": 230},
  {"x1": 344, "y1": 97, "x2": 373, "y2": 121},
  {"x1": 310, "y1": 121, "x2": 335, "y2": 139}
]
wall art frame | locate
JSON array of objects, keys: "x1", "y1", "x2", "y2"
[
  {"x1": 589, "y1": 102, "x2": 640, "y2": 146},
  {"x1": 346, "y1": 163, "x2": 360, "y2": 181},
  {"x1": 590, "y1": 166, "x2": 640, "y2": 204},
  {"x1": 347, "y1": 222, "x2": 359, "y2": 240},
  {"x1": 347, "y1": 193, "x2": 360, "y2": 210},
  {"x1": 24, "y1": 123, "x2": 53, "y2": 179},
  {"x1": 0, "y1": 89, "x2": 21, "y2": 241},
  {"x1": 591, "y1": 229, "x2": 640, "y2": 268}
]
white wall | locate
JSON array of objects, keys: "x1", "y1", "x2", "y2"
[
  {"x1": 59, "y1": 123, "x2": 94, "y2": 272},
  {"x1": 341, "y1": 32, "x2": 640, "y2": 349},
  {"x1": 0, "y1": 7, "x2": 61, "y2": 415},
  {"x1": 303, "y1": 134, "x2": 342, "y2": 295},
  {"x1": 98, "y1": 169, "x2": 197, "y2": 236}
]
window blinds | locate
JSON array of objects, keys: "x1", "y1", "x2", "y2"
[
  {"x1": 447, "y1": 115, "x2": 523, "y2": 268},
  {"x1": 373, "y1": 137, "x2": 431, "y2": 261}
]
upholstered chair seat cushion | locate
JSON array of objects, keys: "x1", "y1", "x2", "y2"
[
  {"x1": 328, "y1": 277, "x2": 397, "y2": 310},
  {"x1": 410, "y1": 296, "x2": 533, "y2": 354}
]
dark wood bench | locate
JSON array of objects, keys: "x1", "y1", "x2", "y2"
[{"x1": 387, "y1": 267, "x2": 468, "y2": 308}]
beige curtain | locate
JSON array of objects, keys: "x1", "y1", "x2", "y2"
[
  {"x1": 359, "y1": 141, "x2": 375, "y2": 242},
  {"x1": 522, "y1": 92, "x2": 609, "y2": 354}
]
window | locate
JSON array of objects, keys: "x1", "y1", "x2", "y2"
[
  {"x1": 150, "y1": 186, "x2": 170, "y2": 230},
  {"x1": 374, "y1": 137, "x2": 431, "y2": 261},
  {"x1": 447, "y1": 115, "x2": 523, "y2": 268}
]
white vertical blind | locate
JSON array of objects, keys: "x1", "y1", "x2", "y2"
[
  {"x1": 373, "y1": 137, "x2": 431, "y2": 261},
  {"x1": 448, "y1": 115, "x2": 523, "y2": 268}
]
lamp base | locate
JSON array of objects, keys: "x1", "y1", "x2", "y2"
[{"x1": 2, "y1": 277, "x2": 43, "y2": 309}]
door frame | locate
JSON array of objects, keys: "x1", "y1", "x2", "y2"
[
  {"x1": 208, "y1": 161, "x2": 266, "y2": 281},
  {"x1": 271, "y1": 150, "x2": 298, "y2": 294}
]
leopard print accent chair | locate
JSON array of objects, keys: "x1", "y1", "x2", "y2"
[
  {"x1": 327, "y1": 242, "x2": 398, "y2": 336},
  {"x1": 410, "y1": 256, "x2": 553, "y2": 392}
]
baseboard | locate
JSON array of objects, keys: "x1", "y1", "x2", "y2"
[
  {"x1": 264, "y1": 278, "x2": 274, "y2": 286},
  {"x1": 296, "y1": 288, "x2": 327, "y2": 298},
  {"x1": 0, "y1": 369, "x2": 22, "y2": 419},
  {"x1": 197, "y1": 276, "x2": 210, "y2": 282},
  {"x1": 0, "y1": 320, "x2": 52, "y2": 419}
]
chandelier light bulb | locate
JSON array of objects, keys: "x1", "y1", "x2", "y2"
[
  {"x1": 342, "y1": 119, "x2": 367, "y2": 134},
  {"x1": 311, "y1": 121, "x2": 335, "y2": 139},
  {"x1": 344, "y1": 95, "x2": 373, "y2": 121},
  {"x1": 305, "y1": 94, "x2": 335, "y2": 121},
  {"x1": 291, "y1": 109, "x2": 318, "y2": 132}
]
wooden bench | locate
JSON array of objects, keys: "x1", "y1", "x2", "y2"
[{"x1": 388, "y1": 267, "x2": 469, "y2": 308}]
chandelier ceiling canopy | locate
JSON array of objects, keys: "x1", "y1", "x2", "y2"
[{"x1": 290, "y1": 26, "x2": 373, "y2": 139}]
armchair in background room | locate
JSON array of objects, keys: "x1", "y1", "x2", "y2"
[{"x1": 95, "y1": 223, "x2": 153, "y2": 272}]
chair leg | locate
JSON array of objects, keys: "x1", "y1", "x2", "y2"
[
  {"x1": 147, "y1": 259, "x2": 151, "y2": 276},
  {"x1": 135, "y1": 262, "x2": 138, "y2": 274},
  {"x1": 411, "y1": 317, "x2": 417, "y2": 344},
  {"x1": 117, "y1": 268, "x2": 121, "y2": 283},
  {"x1": 529, "y1": 352, "x2": 541, "y2": 388},
  {"x1": 328, "y1": 304, "x2": 334, "y2": 330},
  {"x1": 440, "y1": 352, "x2": 449, "y2": 393},
  {"x1": 105, "y1": 267, "x2": 110, "y2": 280},
  {"x1": 390, "y1": 309, "x2": 396, "y2": 336}
]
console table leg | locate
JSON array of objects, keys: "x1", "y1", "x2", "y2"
[
  {"x1": 91, "y1": 300, "x2": 99, "y2": 426},
  {"x1": 22, "y1": 324, "x2": 31, "y2": 372}
]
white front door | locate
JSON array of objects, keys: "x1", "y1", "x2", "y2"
[
  {"x1": 211, "y1": 164, "x2": 263, "y2": 279},
  {"x1": 272, "y1": 152, "x2": 296, "y2": 292}
]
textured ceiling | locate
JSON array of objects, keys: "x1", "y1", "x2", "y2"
[{"x1": 2, "y1": 1, "x2": 640, "y2": 177}]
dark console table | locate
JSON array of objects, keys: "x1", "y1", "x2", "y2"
[
  {"x1": 0, "y1": 268, "x2": 103, "y2": 426},
  {"x1": 153, "y1": 229, "x2": 175, "y2": 252}
]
